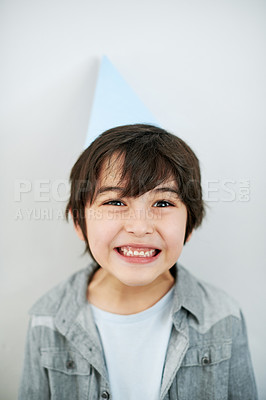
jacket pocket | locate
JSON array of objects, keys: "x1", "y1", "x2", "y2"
[
  {"x1": 181, "y1": 341, "x2": 231, "y2": 367},
  {"x1": 41, "y1": 348, "x2": 91, "y2": 400},
  {"x1": 175, "y1": 341, "x2": 232, "y2": 400}
]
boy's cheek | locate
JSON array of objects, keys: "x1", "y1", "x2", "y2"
[
  {"x1": 87, "y1": 223, "x2": 118, "y2": 247},
  {"x1": 85, "y1": 208, "x2": 103, "y2": 220}
]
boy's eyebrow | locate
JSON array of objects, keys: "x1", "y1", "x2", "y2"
[
  {"x1": 151, "y1": 187, "x2": 181, "y2": 200},
  {"x1": 96, "y1": 186, "x2": 179, "y2": 197},
  {"x1": 152, "y1": 187, "x2": 179, "y2": 195},
  {"x1": 96, "y1": 186, "x2": 124, "y2": 196}
]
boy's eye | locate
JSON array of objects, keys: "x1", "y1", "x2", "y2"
[
  {"x1": 104, "y1": 200, "x2": 125, "y2": 206},
  {"x1": 153, "y1": 200, "x2": 174, "y2": 207}
]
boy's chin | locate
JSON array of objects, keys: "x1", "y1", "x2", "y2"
[
  {"x1": 120, "y1": 279, "x2": 154, "y2": 288},
  {"x1": 112, "y1": 269, "x2": 171, "y2": 288}
]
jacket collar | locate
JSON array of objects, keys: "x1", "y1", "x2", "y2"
[
  {"x1": 30, "y1": 261, "x2": 203, "y2": 328},
  {"x1": 53, "y1": 261, "x2": 204, "y2": 329},
  {"x1": 172, "y1": 263, "x2": 203, "y2": 325},
  {"x1": 53, "y1": 261, "x2": 203, "y2": 328}
]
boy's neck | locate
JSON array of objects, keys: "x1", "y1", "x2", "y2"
[{"x1": 87, "y1": 268, "x2": 175, "y2": 315}]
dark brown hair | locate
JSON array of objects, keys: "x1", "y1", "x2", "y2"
[{"x1": 66, "y1": 124, "x2": 205, "y2": 257}]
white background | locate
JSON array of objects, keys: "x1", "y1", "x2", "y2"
[{"x1": 1, "y1": 0, "x2": 265, "y2": 399}]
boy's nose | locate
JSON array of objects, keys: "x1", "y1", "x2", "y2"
[{"x1": 124, "y1": 210, "x2": 154, "y2": 237}]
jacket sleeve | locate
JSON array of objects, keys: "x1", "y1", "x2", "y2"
[
  {"x1": 18, "y1": 318, "x2": 50, "y2": 400},
  {"x1": 228, "y1": 311, "x2": 258, "y2": 400}
]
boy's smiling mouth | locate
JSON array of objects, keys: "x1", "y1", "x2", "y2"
[{"x1": 115, "y1": 245, "x2": 161, "y2": 258}]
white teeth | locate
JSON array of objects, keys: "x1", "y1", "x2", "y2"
[{"x1": 119, "y1": 247, "x2": 157, "y2": 257}]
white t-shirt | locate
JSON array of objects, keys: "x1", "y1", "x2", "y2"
[{"x1": 89, "y1": 287, "x2": 174, "y2": 400}]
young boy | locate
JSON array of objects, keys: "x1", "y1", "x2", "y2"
[{"x1": 19, "y1": 124, "x2": 258, "y2": 400}]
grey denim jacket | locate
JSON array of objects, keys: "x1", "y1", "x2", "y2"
[{"x1": 18, "y1": 262, "x2": 258, "y2": 400}]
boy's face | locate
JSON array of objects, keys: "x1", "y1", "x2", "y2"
[{"x1": 75, "y1": 157, "x2": 190, "y2": 288}]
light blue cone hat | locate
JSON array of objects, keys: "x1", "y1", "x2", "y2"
[{"x1": 84, "y1": 56, "x2": 160, "y2": 148}]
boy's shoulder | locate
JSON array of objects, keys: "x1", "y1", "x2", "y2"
[
  {"x1": 175, "y1": 264, "x2": 242, "y2": 330},
  {"x1": 29, "y1": 262, "x2": 96, "y2": 317}
]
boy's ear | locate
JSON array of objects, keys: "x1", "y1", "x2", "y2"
[
  {"x1": 185, "y1": 231, "x2": 193, "y2": 243},
  {"x1": 69, "y1": 209, "x2": 85, "y2": 241},
  {"x1": 73, "y1": 223, "x2": 85, "y2": 241}
]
